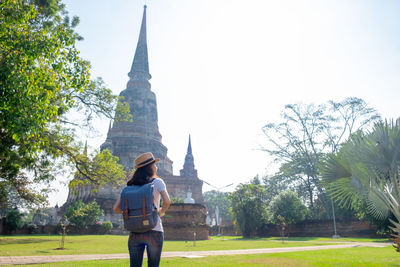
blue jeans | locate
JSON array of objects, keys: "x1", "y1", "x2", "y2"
[{"x1": 128, "y1": 231, "x2": 164, "y2": 267}]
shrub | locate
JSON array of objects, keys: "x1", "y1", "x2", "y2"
[
  {"x1": 26, "y1": 222, "x2": 39, "y2": 234},
  {"x1": 269, "y1": 190, "x2": 309, "y2": 225},
  {"x1": 102, "y1": 220, "x2": 113, "y2": 231}
]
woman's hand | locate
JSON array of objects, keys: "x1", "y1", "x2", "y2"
[
  {"x1": 113, "y1": 197, "x2": 123, "y2": 214},
  {"x1": 158, "y1": 209, "x2": 165, "y2": 217},
  {"x1": 158, "y1": 190, "x2": 171, "y2": 217}
]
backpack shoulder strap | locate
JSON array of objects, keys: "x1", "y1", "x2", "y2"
[{"x1": 124, "y1": 198, "x2": 129, "y2": 220}]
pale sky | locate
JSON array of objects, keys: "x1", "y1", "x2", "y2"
[{"x1": 50, "y1": 0, "x2": 400, "y2": 206}]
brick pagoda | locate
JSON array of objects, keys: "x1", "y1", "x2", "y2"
[{"x1": 62, "y1": 5, "x2": 204, "y2": 226}]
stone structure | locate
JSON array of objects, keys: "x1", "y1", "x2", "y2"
[
  {"x1": 217, "y1": 219, "x2": 384, "y2": 238},
  {"x1": 61, "y1": 5, "x2": 204, "y2": 226},
  {"x1": 162, "y1": 203, "x2": 209, "y2": 240},
  {"x1": 100, "y1": 6, "x2": 173, "y2": 175}
]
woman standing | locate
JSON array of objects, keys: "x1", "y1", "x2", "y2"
[{"x1": 114, "y1": 152, "x2": 171, "y2": 267}]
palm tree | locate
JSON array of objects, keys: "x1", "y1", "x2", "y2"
[{"x1": 320, "y1": 121, "x2": 400, "y2": 251}]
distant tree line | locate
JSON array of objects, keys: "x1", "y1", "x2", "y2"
[{"x1": 205, "y1": 98, "x2": 400, "y2": 239}]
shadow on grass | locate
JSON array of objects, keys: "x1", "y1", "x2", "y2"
[
  {"x1": 0, "y1": 238, "x2": 53, "y2": 245},
  {"x1": 36, "y1": 250, "x2": 51, "y2": 253}
]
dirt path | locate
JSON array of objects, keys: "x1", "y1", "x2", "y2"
[{"x1": 0, "y1": 242, "x2": 391, "y2": 265}]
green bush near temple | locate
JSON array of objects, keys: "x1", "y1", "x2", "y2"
[{"x1": 101, "y1": 221, "x2": 113, "y2": 232}]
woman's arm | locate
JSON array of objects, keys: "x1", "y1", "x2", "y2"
[
  {"x1": 158, "y1": 190, "x2": 171, "y2": 217},
  {"x1": 113, "y1": 197, "x2": 123, "y2": 214}
]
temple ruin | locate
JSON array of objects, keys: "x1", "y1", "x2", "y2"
[{"x1": 61, "y1": 5, "x2": 205, "y2": 228}]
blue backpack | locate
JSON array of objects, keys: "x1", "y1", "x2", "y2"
[{"x1": 120, "y1": 180, "x2": 159, "y2": 233}]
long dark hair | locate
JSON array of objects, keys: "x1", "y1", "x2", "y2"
[{"x1": 127, "y1": 163, "x2": 154, "y2": 186}]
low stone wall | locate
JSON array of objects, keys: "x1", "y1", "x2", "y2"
[
  {"x1": 162, "y1": 203, "x2": 210, "y2": 240},
  {"x1": 212, "y1": 219, "x2": 385, "y2": 238},
  {"x1": 210, "y1": 219, "x2": 390, "y2": 238},
  {"x1": 267, "y1": 219, "x2": 383, "y2": 238}
]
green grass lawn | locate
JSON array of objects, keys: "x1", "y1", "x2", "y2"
[
  {"x1": 0, "y1": 235, "x2": 390, "y2": 257},
  {"x1": 0, "y1": 235, "x2": 375, "y2": 256},
  {"x1": 3, "y1": 246, "x2": 398, "y2": 267}
]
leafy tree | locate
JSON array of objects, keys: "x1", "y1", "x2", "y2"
[
  {"x1": 262, "y1": 98, "x2": 380, "y2": 215},
  {"x1": 5, "y1": 209, "x2": 25, "y2": 232},
  {"x1": 229, "y1": 183, "x2": 269, "y2": 237},
  {"x1": 320, "y1": 121, "x2": 400, "y2": 251},
  {"x1": 0, "y1": 0, "x2": 131, "y2": 207},
  {"x1": 269, "y1": 190, "x2": 308, "y2": 225},
  {"x1": 262, "y1": 174, "x2": 289, "y2": 201},
  {"x1": 204, "y1": 190, "x2": 232, "y2": 225},
  {"x1": 263, "y1": 165, "x2": 313, "y2": 205},
  {"x1": 269, "y1": 191, "x2": 308, "y2": 241},
  {"x1": 64, "y1": 200, "x2": 103, "y2": 229},
  {"x1": 263, "y1": 173, "x2": 357, "y2": 221},
  {"x1": 311, "y1": 193, "x2": 356, "y2": 221},
  {"x1": 68, "y1": 148, "x2": 127, "y2": 190}
]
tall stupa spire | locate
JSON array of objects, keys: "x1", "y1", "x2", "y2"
[
  {"x1": 180, "y1": 134, "x2": 198, "y2": 178},
  {"x1": 101, "y1": 5, "x2": 173, "y2": 175},
  {"x1": 187, "y1": 134, "x2": 192, "y2": 154},
  {"x1": 128, "y1": 5, "x2": 151, "y2": 81}
]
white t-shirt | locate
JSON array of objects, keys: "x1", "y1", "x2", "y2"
[{"x1": 152, "y1": 177, "x2": 167, "y2": 232}]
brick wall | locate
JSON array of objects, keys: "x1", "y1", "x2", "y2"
[
  {"x1": 212, "y1": 219, "x2": 385, "y2": 238},
  {"x1": 162, "y1": 203, "x2": 210, "y2": 240},
  {"x1": 268, "y1": 219, "x2": 383, "y2": 238}
]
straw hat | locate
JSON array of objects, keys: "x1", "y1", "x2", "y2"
[{"x1": 134, "y1": 152, "x2": 160, "y2": 169}]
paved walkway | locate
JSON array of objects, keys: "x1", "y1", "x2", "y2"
[{"x1": 0, "y1": 242, "x2": 391, "y2": 265}]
